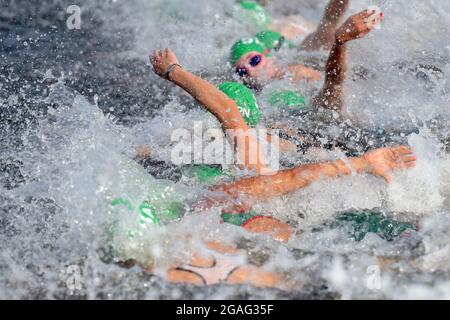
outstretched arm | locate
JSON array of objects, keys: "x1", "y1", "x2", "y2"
[
  {"x1": 312, "y1": 9, "x2": 384, "y2": 112},
  {"x1": 150, "y1": 49, "x2": 269, "y2": 173},
  {"x1": 151, "y1": 49, "x2": 248, "y2": 132},
  {"x1": 196, "y1": 146, "x2": 415, "y2": 208},
  {"x1": 312, "y1": 40, "x2": 348, "y2": 112}
]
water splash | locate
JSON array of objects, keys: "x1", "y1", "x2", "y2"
[{"x1": 1, "y1": 0, "x2": 450, "y2": 300}]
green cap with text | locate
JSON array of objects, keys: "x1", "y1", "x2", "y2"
[{"x1": 218, "y1": 81, "x2": 261, "y2": 127}]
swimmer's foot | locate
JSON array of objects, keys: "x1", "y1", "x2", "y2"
[{"x1": 335, "y1": 9, "x2": 384, "y2": 44}]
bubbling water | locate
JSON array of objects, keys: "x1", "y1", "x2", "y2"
[{"x1": 1, "y1": 0, "x2": 450, "y2": 299}]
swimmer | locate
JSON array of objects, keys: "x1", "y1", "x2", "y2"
[
  {"x1": 130, "y1": 139, "x2": 416, "y2": 288},
  {"x1": 122, "y1": 136, "x2": 416, "y2": 289},
  {"x1": 236, "y1": 0, "x2": 350, "y2": 49},
  {"x1": 232, "y1": 8, "x2": 384, "y2": 113},
  {"x1": 151, "y1": 46, "x2": 404, "y2": 168},
  {"x1": 150, "y1": 49, "x2": 416, "y2": 192},
  {"x1": 119, "y1": 49, "x2": 418, "y2": 289},
  {"x1": 165, "y1": 239, "x2": 286, "y2": 288}
]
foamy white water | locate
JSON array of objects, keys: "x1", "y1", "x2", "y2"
[{"x1": 0, "y1": 0, "x2": 449, "y2": 299}]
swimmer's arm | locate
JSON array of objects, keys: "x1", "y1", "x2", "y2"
[
  {"x1": 213, "y1": 155, "x2": 366, "y2": 200},
  {"x1": 193, "y1": 155, "x2": 363, "y2": 211},
  {"x1": 169, "y1": 68, "x2": 270, "y2": 173},
  {"x1": 169, "y1": 67, "x2": 248, "y2": 131},
  {"x1": 312, "y1": 42, "x2": 347, "y2": 112},
  {"x1": 210, "y1": 146, "x2": 416, "y2": 202},
  {"x1": 286, "y1": 64, "x2": 322, "y2": 83},
  {"x1": 266, "y1": 133, "x2": 297, "y2": 152},
  {"x1": 150, "y1": 49, "x2": 268, "y2": 173},
  {"x1": 150, "y1": 50, "x2": 246, "y2": 131},
  {"x1": 312, "y1": 10, "x2": 383, "y2": 112}
]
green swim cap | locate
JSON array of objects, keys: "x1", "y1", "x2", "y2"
[
  {"x1": 218, "y1": 81, "x2": 261, "y2": 127},
  {"x1": 236, "y1": 1, "x2": 272, "y2": 30},
  {"x1": 230, "y1": 37, "x2": 267, "y2": 66},
  {"x1": 269, "y1": 90, "x2": 306, "y2": 109},
  {"x1": 255, "y1": 30, "x2": 284, "y2": 51}
]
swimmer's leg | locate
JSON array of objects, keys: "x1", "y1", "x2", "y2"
[
  {"x1": 300, "y1": 0, "x2": 350, "y2": 51},
  {"x1": 312, "y1": 9, "x2": 383, "y2": 112}
]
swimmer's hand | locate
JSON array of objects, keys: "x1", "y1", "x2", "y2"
[
  {"x1": 150, "y1": 48, "x2": 180, "y2": 79},
  {"x1": 335, "y1": 9, "x2": 384, "y2": 44},
  {"x1": 362, "y1": 146, "x2": 417, "y2": 183}
]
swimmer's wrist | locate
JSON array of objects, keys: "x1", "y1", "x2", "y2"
[
  {"x1": 334, "y1": 32, "x2": 348, "y2": 46},
  {"x1": 338, "y1": 157, "x2": 369, "y2": 175},
  {"x1": 168, "y1": 64, "x2": 186, "y2": 83},
  {"x1": 332, "y1": 157, "x2": 367, "y2": 176},
  {"x1": 165, "y1": 63, "x2": 183, "y2": 81}
]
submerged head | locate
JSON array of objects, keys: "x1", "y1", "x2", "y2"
[{"x1": 218, "y1": 81, "x2": 261, "y2": 127}]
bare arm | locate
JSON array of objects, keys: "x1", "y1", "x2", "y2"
[
  {"x1": 312, "y1": 41, "x2": 347, "y2": 112},
  {"x1": 213, "y1": 155, "x2": 365, "y2": 199},
  {"x1": 164, "y1": 56, "x2": 298, "y2": 153},
  {"x1": 286, "y1": 64, "x2": 322, "y2": 83},
  {"x1": 312, "y1": 9, "x2": 384, "y2": 112},
  {"x1": 199, "y1": 146, "x2": 416, "y2": 207},
  {"x1": 171, "y1": 68, "x2": 249, "y2": 132},
  {"x1": 150, "y1": 49, "x2": 268, "y2": 173},
  {"x1": 151, "y1": 50, "x2": 248, "y2": 132}
]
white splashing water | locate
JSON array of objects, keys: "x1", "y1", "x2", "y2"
[{"x1": 1, "y1": 0, "x2": 450, "y2": 299}]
